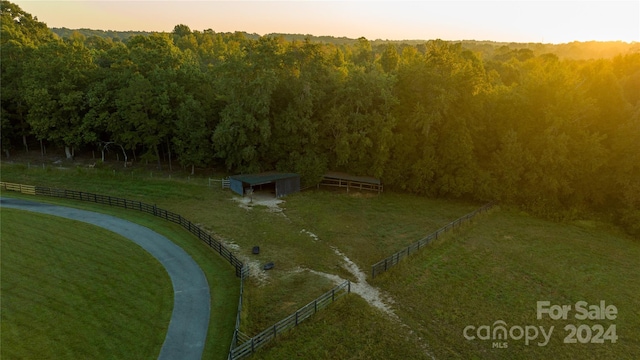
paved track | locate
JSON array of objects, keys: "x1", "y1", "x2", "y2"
[{"x1": 1, "y1": 197, "x2": 210, "y2": 360}]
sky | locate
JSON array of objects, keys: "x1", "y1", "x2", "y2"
[{"x1": 13, "y1": 1, "x2": 640, "y2": 44}]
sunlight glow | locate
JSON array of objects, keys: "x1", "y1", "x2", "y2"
[{"x1": 13, "y1": 1, "x2": 640, "y2": 43}]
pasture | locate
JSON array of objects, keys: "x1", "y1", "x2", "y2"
[
  {"x1": 0, "y1": 167, "x2": 240, "y2": 359},
  {"x1": 1, "y1": 209, "x2": 171, "y2": 359},
  {"x1": 1, "y1": 161, "x2": 639, "y2": 359}
]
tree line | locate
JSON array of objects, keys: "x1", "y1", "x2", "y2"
[{"x1": 1, "y1": 1, "x2": 639, "y2": 235}]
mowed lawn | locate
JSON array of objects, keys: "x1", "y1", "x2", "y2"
[
  {"x1": 373, "y1": 208, "x2": 640, "y2": 360},
  {"x1": 1, "y1": 208, "x2": 173, "y2": 359}
]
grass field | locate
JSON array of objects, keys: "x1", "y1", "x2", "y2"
[
  {"x1": 1, "y1": 209, "x2": 172, "y2": 359},
  {"x1": 2, "y1": 160, "x2": 639, "y2": 359},
  {"x1": 373, "y1": 209, "x2": 640, "y2": 359},
  {"x1": 1, "y1": 165, "x2": 240, "y2": 359}
]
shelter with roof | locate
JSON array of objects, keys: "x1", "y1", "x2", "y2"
[
  {"x1": 229, "y1": 172, "x2": 301, "y2": 198},
  {"x1": 319, "y1": 172, "x2": 383, "y2": 194}
]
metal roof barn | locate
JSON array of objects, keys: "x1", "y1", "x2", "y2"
[{"x1": 229, "y1": 172, "x2": 301, "y2": 198}]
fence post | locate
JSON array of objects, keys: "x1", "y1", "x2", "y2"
[{"x1": 348, "y1": 280, "x2": 351, "y2": 293}]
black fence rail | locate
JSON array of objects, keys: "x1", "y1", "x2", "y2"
[
  {"x1": 229, "y1": 280, "x2": 351, "y2": 360},
  {"x1": 371, "y1": 202, "x2": 496, "y2": 279},
  {"x1": 30, "y1": 185, "x2": 248, "y2": 278}
]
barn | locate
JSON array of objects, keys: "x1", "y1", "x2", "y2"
[{"x1": 229, "y1": 172, "x2": 301, "y2": 198}]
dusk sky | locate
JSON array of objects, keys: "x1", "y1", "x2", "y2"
[{"x1": 13, "y1": 1, "x2": 640, "y2": 44}]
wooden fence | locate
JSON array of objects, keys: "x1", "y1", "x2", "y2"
[
  {"x1": 319, "y1": 177, "x2": 383, "y2": 194},
  {"x1": 371, "y1": 202, "x2": 496, "y2": 279},
  {"x1": 0, "y1": 182, "x2": 36, "y2": 195},
  {"x1": 229, "y1": 265, "x2": 249, "y2": 358},
  {"x1": 228, "y1": 280, "x2": 351, "y2": 360},
  {"x1": 0, "y1": 182, "x2": 247, "y2": 278}
]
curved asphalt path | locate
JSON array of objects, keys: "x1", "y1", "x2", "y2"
[{"x1": 1, "y1": 197, "x2": 210, "y2": 360}]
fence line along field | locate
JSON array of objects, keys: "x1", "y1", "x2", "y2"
[{"x1": 2, "y1": 162, "x2": 639, "y2": 359}]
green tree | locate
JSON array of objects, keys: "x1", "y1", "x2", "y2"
[
  {"x1": 172, "y1": 59, "x2": 216, "y2": 174},
  {"x1": 379, "y1": 43, "x2": 399, "y2": 73},
  {"x1": 23, "y1": 39, "x2": 96, "y2": 158},
  {"x1": 173, "y1": 94, "x2": 211, "y2": 174},
  {"x1": 320, "y1": 65, "x2": 396, "y2": 178},
  {"x1": 212, "y1": 36, "x2": 281, "y2": 172},
  {"x1": 389, "y1": 40, "x2": 487, "y2": 196},
  {"x1": 0, "y1": 0, "x2": 55, "y2": 155},
  {"x1": 265, "y1": 39, "x2": 335, "y2": 183}
]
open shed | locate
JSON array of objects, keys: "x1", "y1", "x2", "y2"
[
  {"x1": 320, "y1": 171, "x2": 383, "y2": 193},
  {"x1": 229, "y1": 172, "x2": 301, "y2": 198}
]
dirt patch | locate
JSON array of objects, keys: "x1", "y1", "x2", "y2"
[
  {"x1": 298, "y1": 229, "x2": 398, "y2": 318},
  {"x1": 231, "y1": 193, "x2": 287, "y2": 219},
  {"x1": 330, "y1": 246, "x2": 399, "y2": 319},
  {"x1": 247, "y1": 259, "x2": 271, "y2": 285},
  {"x1": 300, "y1": 229, "x2": 319, "y2": 241}
]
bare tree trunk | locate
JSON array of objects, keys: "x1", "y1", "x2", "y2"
[
  {"x1": 40, "y1": 139, "x2": 45, "y2": 157},
  {"x1": 118, "y1": 144, "x2": 128, "y2": 167},
  {"x1": 191, "y1": 164, "x2": 195, "y2": 175},
  {"x1": 65, "y1": 146, "x2": 73, "y2": 159},
  {"x1": 23, "y1": 135, "x2": 28, "y2": 152}
]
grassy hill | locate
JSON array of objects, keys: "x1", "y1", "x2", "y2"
[{"x1": 1, "y1": 160, "x2": 638, "y2": 359}]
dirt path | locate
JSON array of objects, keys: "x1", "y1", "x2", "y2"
[
  {"x1": 228, "y1": 194, "x2": 435, "y2": 358},
  {"x1": 1, "y1": 197, "x2": 210, "y2": 360},
  {"x1": 300, "y1": 230, "x2": 436, "y2": 359}
]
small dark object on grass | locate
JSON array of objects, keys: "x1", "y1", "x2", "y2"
[
  {"x1": 252, "y1": 246, "x2": 260, "y2": 254},
  {"x1": 263, "y1": 262, "x2": 274, "y2": 270}
]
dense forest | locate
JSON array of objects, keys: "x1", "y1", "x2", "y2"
[{"x1": 1, "y1": 1, "x2": 639, "y2": 235}]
